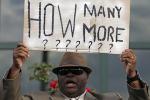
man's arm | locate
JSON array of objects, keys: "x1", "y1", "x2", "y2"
[
  {"x1": 121, "y1": 49, "x2": 150, "y2": 100},
  {"x1": 3, "y1": 70, "x2": 22, "y2": 100},
  {"x1": 127, "y1": 81, "x2": 150, "y2": 100},
  {"x1": 3, "y1": 43, "x2": 30, "y2": 100}
]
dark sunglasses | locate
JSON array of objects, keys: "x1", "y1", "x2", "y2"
[{"x1": 57, "y1": 68, "x2": 84, "y2": 76}]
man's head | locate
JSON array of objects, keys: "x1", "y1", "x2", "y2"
[{"x1": 52, "y1": 52, "x2": 92, "y2": 97}]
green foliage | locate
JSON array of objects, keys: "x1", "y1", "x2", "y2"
[{"x1": 29, "y1": 63, "x2": 54, "y2": 84}]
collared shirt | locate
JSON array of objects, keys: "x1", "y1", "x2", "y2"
[{"x1": 63, "y1": 91, "x2": 87, "y2": 100}]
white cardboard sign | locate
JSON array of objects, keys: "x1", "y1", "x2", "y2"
[{"x1": 23, "y1": 0, "x2": 130, "y2": 54}]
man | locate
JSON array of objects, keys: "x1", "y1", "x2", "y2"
[{"x1": 3, "y1": 43, "x2": 150, "y2": 100}]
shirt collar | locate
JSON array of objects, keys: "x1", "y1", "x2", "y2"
[{"x1": 61, "y1": 90, "x2": 87, "y2": 100}]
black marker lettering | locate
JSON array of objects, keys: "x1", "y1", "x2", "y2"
[
  {"x1": 66, "y1": 40, "x2": 71, "y2": 48},
  {"x1": 107, "y1": 26, "x2": 114, "y2": 42},
  {"x1": 76, "y1": 41, "x2": 80, "y2": 52},
  {"x1": 116, "y1": 27, "x2": 124, "y2": 42},
  {"x1": 56, "y1": 40, "x2": 60, "y2": 48},
  {"x1": 115, "y1": 6, "x2": 122, "y2": 18},
  {"x1": 76, "y1": 41, "x2": 80, "y2": 48},
  {"x1": 83, "y1": 23, "x2": 96, "y2": 42},
  {"x1": 58, "y1": 4, "x2": 77, "y2": 38},
  {"x1": 28, "y1": 1, "x2": 30, "y2": 38},
  {"x1": 97, "y1": 26, "x2": 106, "y2": 41},
  {"x1": 84, "y1": 4, "x2": 97, "y2": 17},
  {"x1": 107, "y1": 7, "x2": 115, "y2": 18},
  {"x1": 43, "y1": 3, "x2": 54, "y2": 36},
  {"x1": 89, "y1": 41, "x2": 93, "y2": 49},
  {"x1": 28, "y1": 1, "x2": 41, "y2": 38},
  {"x1": 97, "y1": 6, "x2": 105, "y2": 17},
  {"x1": 98, "y1": 43, "x2": 103, "y2": 50}
]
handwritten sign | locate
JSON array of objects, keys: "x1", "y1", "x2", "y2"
[{"x1": 23, "y1": 0, "x2": 130, "y2": 54}]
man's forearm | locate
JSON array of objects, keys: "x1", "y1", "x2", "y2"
[
  {"x1": 128, "y1": 81, "x2": 150, "y2": 100},
  {"x1": 129, "y1": 80, "x2": 142, "y2": 89},
  {"x1": 3, "y1": 70, "x2": 22, "y2": 100},
  {"x1": 7, "y1": 64, "x2": 21, "y2": 79}
]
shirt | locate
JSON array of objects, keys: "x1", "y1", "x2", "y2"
[{"x1": 63, "y1": 91, "x2": 87, "y2": 100}]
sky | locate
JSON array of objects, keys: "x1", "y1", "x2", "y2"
[{"x1": 0, "y1": 0, "x2": 150, "y2": 42}]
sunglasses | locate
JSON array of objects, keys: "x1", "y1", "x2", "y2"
[{"x1": 57, "y1": 68, "x2": 84, "y2": 76}]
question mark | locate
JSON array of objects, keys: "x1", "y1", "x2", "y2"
[
  {"x1": 89, "y1": 41, "x2": 93, "y2": 52},
  {"x1": 42, "y1": 39, "x2": 48, "y2": 50},
  {"x1": 56, "y1": 40, "x2": 60, "y2": 49},
  {"x1": 66, "y1": 40, "x2": 71, "y2": 48},
  {"x1": 76, "y1": 41, "x2": 80, "y2": 52},
  {"x1": 98, "y1": 43, "x2": 103, "y2": 51},
  {"x1": 109, "y1": 43, "x2": 113, "y2": 53}
]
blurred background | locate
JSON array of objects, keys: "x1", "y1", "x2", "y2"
[{"x1": 0, "y1": 0, "x2": 150, "y2": 99}]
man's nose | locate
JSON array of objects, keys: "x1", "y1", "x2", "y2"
[{"x1": 66, "y1": 72, "x2": 75, "y2": 77}]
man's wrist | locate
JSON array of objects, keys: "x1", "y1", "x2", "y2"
[
  {"x1": 127, "y1": 72, "x2": 140, "y2": 84},
  {"x1": 7, "y1": 66, "x2": 21, "y2": 79},
  {"x1": 127, "y1": 68, "x2": 137, "y2": 77},
  {"x1": 126, "y1": 70, "x2": 144, "y2": 88}
]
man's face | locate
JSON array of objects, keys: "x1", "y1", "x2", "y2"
[{"x1": 57, "y1": 67, "x2": 89, "y2": 98}]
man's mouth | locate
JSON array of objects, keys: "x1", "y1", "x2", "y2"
[{"x1": 65, "y1": 80, "x2": 77, "y2": 88}]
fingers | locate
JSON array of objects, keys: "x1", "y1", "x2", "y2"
[
  {"x1": 13, "y1": 46, "x2": 29, "y2": 58},
  {"x1": 13, "y1": 43, "x2": 30, "y2": 67},
  {"x1": 13, "y1": 49, "x2": 29, "y2": 59},
  {"x1": 120, "y1": 49, "x2": 136, "y2": 63},
  {"x1": 121, "y1": 58, "x2": 136, "y2": 64},
  {"x1": 120, "y1": 49, "x2": 137, "y2": 74},
  {"x1": 9, "y1": 43, "x2": 29, "y2": 77}
]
